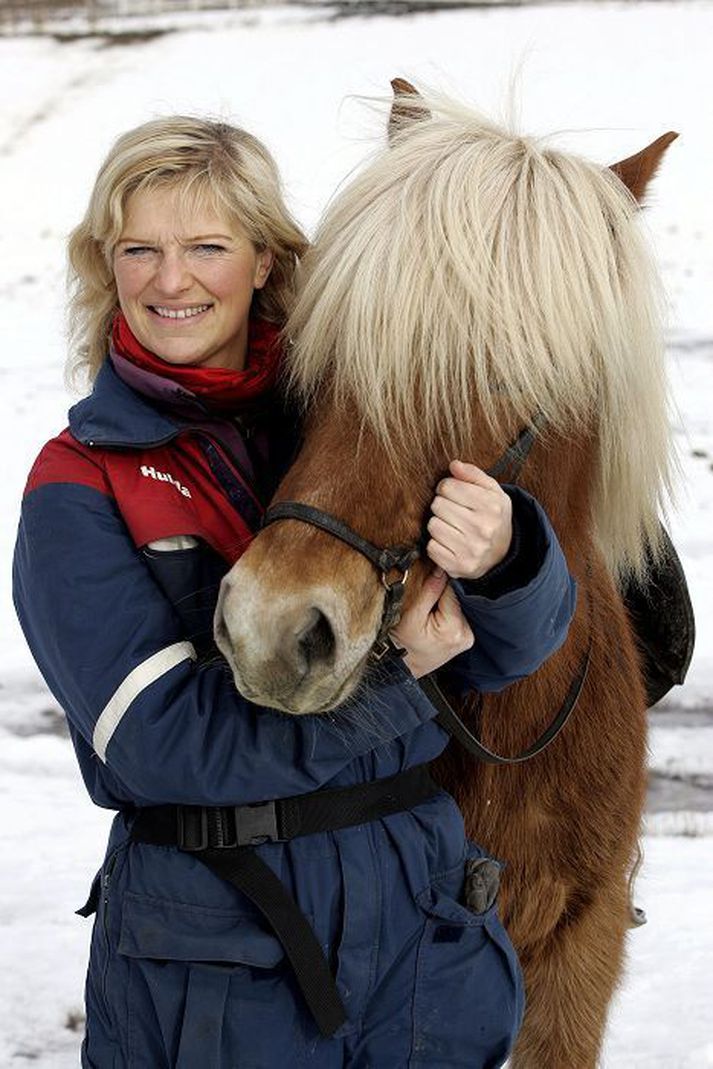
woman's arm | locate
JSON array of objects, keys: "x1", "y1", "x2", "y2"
[{"x1": 13, "y1": 476, "x2": 439, "y2": 809}]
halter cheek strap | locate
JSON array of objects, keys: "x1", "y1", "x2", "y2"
[{"x1": 486, "y1": 412, "x2": 548, "y2": 483}]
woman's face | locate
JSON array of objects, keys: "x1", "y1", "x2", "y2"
[{"x1": 113, "y1": 187, "x2": 273, "y2": 370}]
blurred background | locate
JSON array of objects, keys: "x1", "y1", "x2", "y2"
[{"x1": 0, "y1": 0, "x2": 711, "y2": 1064}]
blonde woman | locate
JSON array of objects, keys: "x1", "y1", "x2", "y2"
[{"x1": 13, "y1": 116, "x2": 574, "y2": 1066}]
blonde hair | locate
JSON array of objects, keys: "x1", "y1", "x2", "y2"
[
  {"x1": 68, "y1": 115, "x2": 308, "y2": 383},
  {"x1": 287, "y1": 91, "x2": 673, "y2": 580}
]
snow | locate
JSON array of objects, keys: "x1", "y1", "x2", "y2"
[
  {"x1": 601, "y1": 835, "x2": 713, "y2": 1069},
  {"x1": 0, "y1": 2, "x2": 711, "y2": 1064},
  {"x1": 649, "y1": 720, "x2": 713, "y2": 783},
  {"x1": 0, "y1": 728, "x2": 111, "y2": 1067}
]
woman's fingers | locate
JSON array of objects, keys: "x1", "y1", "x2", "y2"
[
  {"x1": 432, "y1": 583, "x2": 475, "y2": 647},
  {"x1": 413, "y1": 566, "x2": 449, "y2": 614},
  {"x1": 448, "y1": 459, "x2": 501, "y2": 491},
  {"x1": 427, "y1": 459, "x2": 513, "y2": 580},
  {"x1": 390, "y1": 568, "x2": 474, "y2": 679},
  {"x1": 426, "y1": 537, "x2": 458, "y2": 573}
]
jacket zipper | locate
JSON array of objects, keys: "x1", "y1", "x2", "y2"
[
  {"x1": 85, "y1": 432, "x2": 179, "y2": 449},
  {"x1": 195, "y1": 432, "x2": 265, "y2": 510}
]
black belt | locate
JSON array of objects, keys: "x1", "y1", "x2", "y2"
[{"x1": 129, "y1": 763, "x2": 439, "y2": 1037}]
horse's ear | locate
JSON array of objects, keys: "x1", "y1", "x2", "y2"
[
  {"x1": 388, "y1": 77, "x2": 431, "y2": 142},
  {"x1": 609, "y1": 132, "x2": 678, "y2": 203}
]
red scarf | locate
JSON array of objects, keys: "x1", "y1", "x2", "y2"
[{"x1": 111, "y1": 312, "x2": 282, "y2": 409}]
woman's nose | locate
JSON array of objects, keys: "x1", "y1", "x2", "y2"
[{"x1": 153, "y1": 251, "x2": 192, "y2": 295}]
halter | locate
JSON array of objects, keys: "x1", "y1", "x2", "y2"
[
  {"x1": 262, "y1": 413, "x2": 590, "y2": 764},
  {"x1": 262, "y1": 417, "x2": 545, "y2": 657}
]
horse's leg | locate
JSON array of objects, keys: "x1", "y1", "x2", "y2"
[{"x1": 509, "y1": 873, "x2": 631, "y2": 1069}]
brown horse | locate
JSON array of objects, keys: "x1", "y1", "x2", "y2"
[{"x1": 217, "y1": 84, "x2": 677, "y2": 1066}]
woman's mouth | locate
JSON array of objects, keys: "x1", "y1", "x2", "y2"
[{"x1": 148, "y1": 303, "x2": 213, "y2": 321}]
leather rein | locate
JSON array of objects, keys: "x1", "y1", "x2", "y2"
[{"x1": 262, "y1": 417, "x2": 591, "y2": 765}]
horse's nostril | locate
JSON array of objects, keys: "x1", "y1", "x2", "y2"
[{"x1": 297, "y1": 608, "x2": 336, "y2": 671}]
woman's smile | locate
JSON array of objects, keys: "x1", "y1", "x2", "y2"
[{"x1": 149, "y1": 302, "x2": 214, "y2": 321}]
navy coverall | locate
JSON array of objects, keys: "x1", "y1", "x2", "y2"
[{"x1": 13, "y1": 358, "x2": 576, "y2": 1067}]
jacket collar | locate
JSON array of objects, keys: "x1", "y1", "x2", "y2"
[{"x1": 69, "y1": 360, "x2": 182, "y2": 448}]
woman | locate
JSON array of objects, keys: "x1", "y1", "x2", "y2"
[{"x1": 13, "y1": 116, "x2": 575, "y2": 1067}]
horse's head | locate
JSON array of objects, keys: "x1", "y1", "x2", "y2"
[{"x1": 215, "y1": 83, "x2": 676, "y2": 714}]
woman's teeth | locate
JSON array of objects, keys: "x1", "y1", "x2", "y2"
[{"x1": 152, "y1": 304, "x2": 211, "y2": 319}]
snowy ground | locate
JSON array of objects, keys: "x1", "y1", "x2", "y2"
[{"x1": 0, "y1": 2, "x2": 711, "y2": 1065}]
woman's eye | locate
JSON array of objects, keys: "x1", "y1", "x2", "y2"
[
  {"x1": 192, "y1": 244, "x2": 226, "y2": 255},
  {"x1": 122, "y1": 246, "x2": 154, "y2": 257}
]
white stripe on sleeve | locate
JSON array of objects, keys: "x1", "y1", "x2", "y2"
[{"x1": 93, "y1": 641, "x2": 197, "y2": 763}]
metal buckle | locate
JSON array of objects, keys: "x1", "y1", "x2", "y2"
[
  {"x1": 233, "y1": 801, "x2": 281, "y2": 846},
  {"x1": 371, "y1": 639, "x2": 392, "y2": 662},
  {"x1": 177, "y1": 807, "x2": 209, "y2": 851},
  {"x1": 381, "y1": 567, "x2": 409, "y2": 591},
  {"x1": 371, "y1": 635, "x2": 407, "y2": 662}
]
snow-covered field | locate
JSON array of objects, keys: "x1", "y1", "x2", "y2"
[{"x1": 0, "y1": 2, "x2": 711, "y2": 1065}]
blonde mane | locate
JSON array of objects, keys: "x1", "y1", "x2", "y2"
[{"x1": 286, "y1": 93, "x2": 673, "y2": 579}]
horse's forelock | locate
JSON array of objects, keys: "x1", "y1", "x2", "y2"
[{"x1": 286, "y1": 94, "x2": 673, "y2": 580}]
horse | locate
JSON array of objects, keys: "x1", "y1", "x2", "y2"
[{"x1": 216, "y1": 82, "x2": 677, "y2": 1067}]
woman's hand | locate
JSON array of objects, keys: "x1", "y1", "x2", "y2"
[
  {"x1": 426, "y1": 460, "x2": 512, "y2": 580},
  {"x1": 390, "y1": 568, "x2": 474, "y2": 679}
]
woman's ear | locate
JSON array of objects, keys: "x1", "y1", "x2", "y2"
[{"x1": 254, "y1": 248, "x2": 274, "y2": 289}]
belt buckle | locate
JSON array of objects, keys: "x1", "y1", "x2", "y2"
[
  {"x1": 177, "y1": 807, "x2": 209, "y2": 851},
  {"x1": 233, "y1": 801, "x2": 280, "y2": 846}
]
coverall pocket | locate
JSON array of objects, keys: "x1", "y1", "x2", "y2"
[
  {"x1": 81, "y1": 1034, "x2": 121, "y2": 1069},
  {"x1": 410, "y1": 844, "x2": 524, "y2": 1069},
  {"x1": 118, "y1": 891, "x2": 300, "y2": 1069}
]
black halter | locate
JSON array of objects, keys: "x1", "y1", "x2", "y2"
[
  {"x1": 486, "y1": 413, "x2": 547, "y2": 480},
  {"x1": 262, "y1": 414, "x2": 591, "y2": 765},
  {"x1": 263, "y1": 420, "x2": 545, "y2": 657}
]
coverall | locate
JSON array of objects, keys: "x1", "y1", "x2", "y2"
[{"x1": 13, "y1": 351, "x2": 576, "y2": 1068}]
